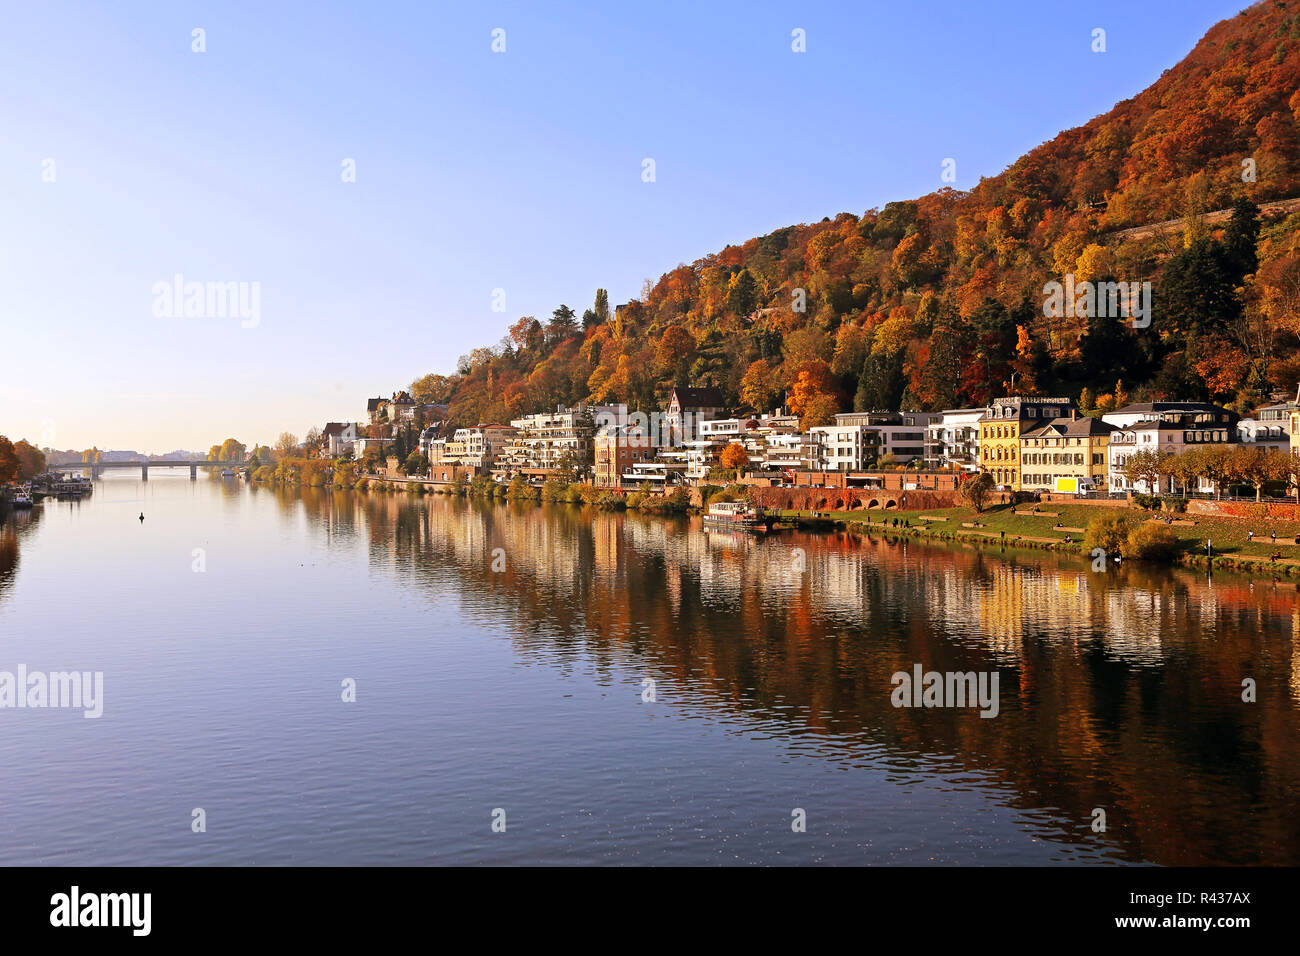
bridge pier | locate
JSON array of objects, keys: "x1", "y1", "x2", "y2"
[
  {"x1": 141, "y1": 463, "x2": 148, "y2": 482},
  {"x1": 190, "y1": 464, "x2": 197, "y2": 480}
]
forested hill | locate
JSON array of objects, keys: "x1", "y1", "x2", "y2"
[{"x1": 416, "y1": 0, "x2": 1300, "y2": 431}]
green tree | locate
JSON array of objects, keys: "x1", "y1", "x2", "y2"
[
  {"x1": 727, "y1": 268, "x2": 759, "y2": 317},
  {"x1": 960, "y1": 472, "x2": 996, "y2": 512},
  {"x1": 403, "y1": 451, "x2": 429, "y2": 476}
]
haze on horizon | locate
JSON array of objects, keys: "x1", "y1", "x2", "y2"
[{"x1": 1, "y1": 0, "x2": 1241, "y2": 454}]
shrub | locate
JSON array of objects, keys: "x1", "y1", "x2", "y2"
[
  {"x1": 541, "y1": 479, "x2": 568, "y2": 502},
  {"x1": 1159, "y1": 495, "x2": 1186, "y2": 513},
  {"x1": 1125, "y1": 521, "x2": 1179, "y2": 562},
  {"x1": 1082, "y1": 513, "x2": 1134, "y2": 556},
  {"x1": 1132, "y1": 494, "x2": 1158, "y2": 511},
  {"x1": 507, "y1": 476, "x2": 539, "y2": 500}
]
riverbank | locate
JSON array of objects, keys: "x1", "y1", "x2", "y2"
[
  {"x1": 777, "y1": 501, "x2": 1300, "y2": 577},
  {"x1": 248, "y1": 469, "x2": 1300, "y2": 578}
]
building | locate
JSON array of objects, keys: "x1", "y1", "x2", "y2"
[
  {"x1": 366, "y1": 397, "x2": 387, "y2": 424},
  {"x1": 1101, "y1": 401, "x2": 1238, "y2": 431},
  {"x1": 386, "y1": 391, "x2": 417, "y2": 423},
  {"x1": 833, "y1": 411, "x2": 941, "y2": 465},
  {"x1": 451, "y1": 424, "x2": 517, "y2": 469},
  {"x1": 664, "y1": 387, "x2": 726, "y2": 443},
  {"x1": 978, "y1": 397, "x2": 1077, "y2": 491},
  {"x1": 1107, "y1": 414, "x2": 1236, "y2": 494},
  {"x1": 498, "y1": 403, "x2": 627, "y2": 480},
  {"x1": 810, "y1": 424, "x2": 872, "y2": 472},
  {"x1": 594, "y1": 424, "x2": 656, "y2": 489},
  {"x1": 1238, "y1": 418, "x2": 1289, "y2": 452},
  {"x1": 321, "y1": 422, "x2": 358, "y2": 457},
  {"x1": 929, "y1": 408, "x2": 985, "y2": 469},
  {"x1": 1019, "y1": 414, "x2": 1115, "y2": 494}
]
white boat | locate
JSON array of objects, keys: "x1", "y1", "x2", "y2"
[
  {"x1": 220, "y1": 469, "x2": 235, "y2": 478},
  {"x1": 703, "y1": 500, "x2": 768, "y2": 532}
]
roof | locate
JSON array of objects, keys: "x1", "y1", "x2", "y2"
[
  {"x1": 366, "y1": 397, "x2": 385, "y2": 411},
  {"x1": 671, "y1": 386, "x2": 725, "y2": 408},
  {"x1": 1023, "y1": 417, "x2": 1117, "y2": 438},
  {"x1": 1111, "y1": 401, "x2": 1230, "y2": 415},
  {"x1": 321, "y1": 422, "x2": 348, "y2": 438},
  {"x1": 390, "y1": 391, "x2": 414, "y2": 404}
]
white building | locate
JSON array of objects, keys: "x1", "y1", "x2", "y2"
[
  {"x1": 929, "y1": 408, "x2": 984, "y2": 469},
  {"x1": 1107, "y1": 421, "x2": 1234, "y2": 494},
  {"x1": 1237, "y1": 418, "x2": 1288, "y2": 452},
  {"x1": 810, "y1": 424, "x2": 872, "y2": 472}
]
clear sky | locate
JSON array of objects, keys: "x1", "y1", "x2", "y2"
[{"x1": 0, "y1": 0, "x2": 1244, "y2": 453}]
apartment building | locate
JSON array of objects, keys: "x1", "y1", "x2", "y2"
[
  {"x1": 451, "y1": 424, "x2": 517, "y2": 469},
  {"x1": 832, "y1": 411, "x2": 941, "y2": 465},
  {"x1": 594, "y1": 423, "x2": 656, "y2": 489},
  {"x1": 978, "y1": 397, "x2": 1077, "y2": 490},
  {"x1": 1238, "y1": 418, "x2": 1289, "y2": 452},
  {"x1": 810, "y1": 424, "x2": 872, "y2": 472},
  {"x1": 1101, "y1": 401, "x2": 1238, "y2": 430},
  {"x1": 1107, "y1": 415, "x2": 1236, "y2": 494},
  {"x1": 497, "y1": 403, "x2": 627, "y2": 479},
  {"x1": 1019, "y1": 414, "x2": 1115, "y2": 494},
  {"x1": 929, "y1": 408, "x2": 985, "y2": 469}
]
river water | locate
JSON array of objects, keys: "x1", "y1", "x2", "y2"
[{"x1": 1, "y1": 474, "x2": 1296, "y2": 865}]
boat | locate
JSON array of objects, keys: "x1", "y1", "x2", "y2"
[
  {"x1": 703, "y1": 500, "x2": 768, "y2": 533},
  {"x1": 11, "y1": 493, "x2": 33, "y2": 509},
  {"x1": 220, "y1": 469, "x2": 236, "y2": 478}
]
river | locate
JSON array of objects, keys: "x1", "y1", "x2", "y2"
[{"x1": 0, "y1": 473, "x2": 1296, "y2": 865}]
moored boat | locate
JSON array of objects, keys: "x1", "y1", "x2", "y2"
[{"x1": 703, "y1": 500, "x2": 768, "y2": 532}]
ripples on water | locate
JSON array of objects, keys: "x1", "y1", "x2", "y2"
[{"x1": 0, "y1": 478, "x2": 1295, "y2": 865}]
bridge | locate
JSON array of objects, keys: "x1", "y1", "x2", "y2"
[{"x1": 54, "y1": 460, "x2": 242, "y2": 481}]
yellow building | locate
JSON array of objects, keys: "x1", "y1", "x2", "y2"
[
  {"x1": 1019, "y1": 415, "x2": 1115, "y2": 493},
  {"x1": 978, "y1": 397, "x2": 1076, "y2": 491}
]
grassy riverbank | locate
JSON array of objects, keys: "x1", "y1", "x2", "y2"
[{"x1": 774, "y1": 502, "x2": 1300, "y2": 576}]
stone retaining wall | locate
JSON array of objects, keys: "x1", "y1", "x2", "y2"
[{"x1": 748, "y1": 486, "x2": 966, "y2": 512}]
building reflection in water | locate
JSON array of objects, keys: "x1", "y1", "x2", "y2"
[{"x1": 275, "y1": 489, "x2": 1300, "y2": 866}]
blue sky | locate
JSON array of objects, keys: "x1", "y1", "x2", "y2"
[{"x1": 0, "y1": 0, "x2": 1244, "y2": 452}]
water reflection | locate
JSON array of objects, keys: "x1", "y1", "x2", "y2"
[
  {"x1": 268, "y1": 489, "x2": 1300, "y2": 866},
  {"x1": 0, "y1": 505, "x2": 43, "y2": 602}
]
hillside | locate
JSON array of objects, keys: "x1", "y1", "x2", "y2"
[{"x1": 419, "y1": 0, "x2": 1300, "y2": 430}]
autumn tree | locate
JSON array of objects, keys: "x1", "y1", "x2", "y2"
[
  {"x1": 720, "y1": 442, "x2": 749, "y2": 477},
  {"x1": 275, "y1": 433, "x2": 299, "y2": 459},
  {"x1": 411, "y1": 373, "x2": 453, "y2": 405},
  {"x1": 0, "y1": 437, "x2": 19, "y2": 484},
  {"x1": 12, "y1": 440, "x2": 45, "y2": 479},
  {"x1": 739, "y1": 359, "x2": 779, "y2": 412},
  {"x1": 788, "y1": 361, "x2": 839, "y2": 421},
  {"x1": 1121, "y1": 448, "x2": 1164, "y2": 494}
]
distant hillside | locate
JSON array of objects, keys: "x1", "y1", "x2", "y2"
[{"x1": 424, "y1": 0, "x2": 1300, "y2": 430}]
